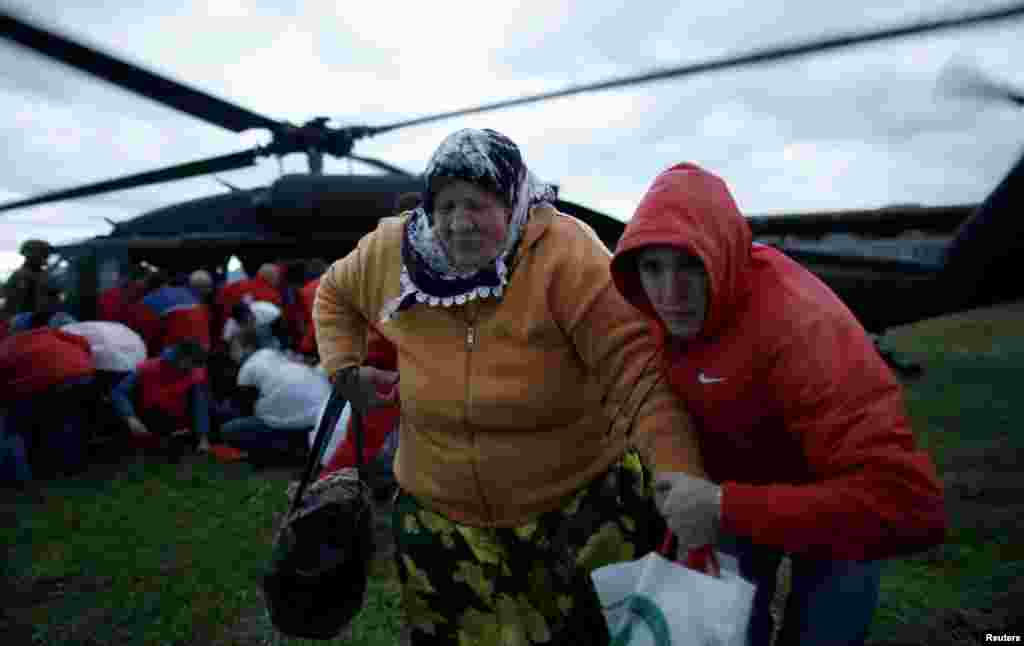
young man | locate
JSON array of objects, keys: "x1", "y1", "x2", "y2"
[
  {"x1": 609, "y1": 163, "x2": 947, "y2": 646},
  {"x1": 112, "y1": 339, "x2": 212, "y2": 459},
  {"x1": 220, "y1": 327, "x2": 331, "y2": 465}
]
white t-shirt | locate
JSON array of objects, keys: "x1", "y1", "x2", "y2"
[
  {"x1": 60, "y1": 321, "x2": 147, "y2": 373},
  {"x1": 237, "y1": 348, "x2": 331, "y2": 429}
]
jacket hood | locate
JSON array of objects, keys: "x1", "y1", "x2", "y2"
[{"x1": 611, "y1": 162, "x2": 752, "y2": 345}]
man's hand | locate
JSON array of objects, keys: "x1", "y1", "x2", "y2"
[{"x1": 654, "y1": 472, "x2": 722, "y2": 555}]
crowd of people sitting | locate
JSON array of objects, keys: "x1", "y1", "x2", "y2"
[{"x1": 0, "y1": 245, "x2": 402, "y2": 499}]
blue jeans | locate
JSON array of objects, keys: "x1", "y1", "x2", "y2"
[
  {"x1": 1, "y1": 376, "x2": 95, "y2": 483},
  {"x1": 718, "y1": 534, "x2": 882, "y2": 646},
  {"x1": 220, "y1": 416, "x2": 308, "y2": 460}
]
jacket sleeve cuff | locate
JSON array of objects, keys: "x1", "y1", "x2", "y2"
[{"x1": 632, "y1": 400, "x2": 706, "y2": 478}]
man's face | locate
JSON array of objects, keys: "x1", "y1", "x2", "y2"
[{"x1": 636, "y1": 245, "x2": 710, "y2": 341}]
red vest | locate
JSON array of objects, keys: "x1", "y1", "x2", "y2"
[
  {"x1": 161, "y1": 305, "x2": 212, "y2": 352},
  {"x1": 297, "y1": 278, "x2": 321, "y2": 355},
  {"x1": 97, "y1": 286, "x2": 124, "y2": 322},
  {"x1": 136, "y1": 358, "x2": 207, "y2": 427},
  {"x1": 123, "y1": 302, "x2": 161, "y2": 353},
  {"x1": 98, "y1": 282, "x2": 146, "y2": 324},
  {"x1": 0, "y1": 328, "x2": 94, "y2": 401},
  {"x1": 217, "y1": 277, "x2": 282, "y2": 314}
]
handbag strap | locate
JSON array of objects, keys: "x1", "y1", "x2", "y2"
[{"x1": 286, "y1": 390, "x2": 366, "y2": 517}]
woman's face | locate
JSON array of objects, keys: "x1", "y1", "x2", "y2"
[{"x1": 432, "y1": 179, "x2": 510, "y2": 273}]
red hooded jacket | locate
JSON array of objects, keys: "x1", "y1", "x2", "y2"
[{"x1": 610, "y1": 163, "x2": 945, "y2": 561}]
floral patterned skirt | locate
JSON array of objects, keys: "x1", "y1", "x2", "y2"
[{"x1": 392, "y1": 448, "x2": 666, "y2": 645}]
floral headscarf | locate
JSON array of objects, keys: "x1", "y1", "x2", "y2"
[{"x1": 379, "y1": 129, "x2": 556, "y2": 322}]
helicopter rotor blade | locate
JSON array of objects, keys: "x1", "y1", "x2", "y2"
[
  {"x1": 0, "y1": 149, "x2": 262, "y2": 214},
  {"x1": 367, "y1": 3, "x2": 1024, "y2": 137},
  {"x1": 937, "y1": 57, "x2": 1024, "y2": 107},
  {"x1": 0, "y1": 10, "x2": 281, "y2": 133},
  {"x1": 347, "y1": 155, "x2": 416, "y2": 177}
]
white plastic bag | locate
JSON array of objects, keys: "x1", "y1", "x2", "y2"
[{"x1": 591, "y1": 551, "x2": 755, "y2": 646}]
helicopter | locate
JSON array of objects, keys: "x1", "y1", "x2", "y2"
[{"x1": 1, "y1": 5, "x2": 1022, "y2": 333}]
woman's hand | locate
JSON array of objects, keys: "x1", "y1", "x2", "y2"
[
  {"x1": 333, "y1": 367, "x2": 398, "y2": 412},
  {"x1": 654, "y1": 472, "x2": 722, "y2": 555},
  {"x1": 361, "y1": 366, "x2": 399, "y2": 388}
]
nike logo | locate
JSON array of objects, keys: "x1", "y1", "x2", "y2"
[{"x1": 698, "y1": 372, "x2": 726, "y2": 384}]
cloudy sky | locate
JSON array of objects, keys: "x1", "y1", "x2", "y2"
[{"x1": 1, "y1": 0, "x2": 1022, "y2": 277}]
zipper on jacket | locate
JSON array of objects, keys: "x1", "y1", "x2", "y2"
[{"x1": 462, "y1": 302, "x2": 492, "y2": 523}]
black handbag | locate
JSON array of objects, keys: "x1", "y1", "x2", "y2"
[{"x1": 261, "y1": 390, "x2": 375, "y2": 640}]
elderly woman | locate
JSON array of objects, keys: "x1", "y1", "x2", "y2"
[{"x1": 314, "y1": 129, "x2": 708, "y2": 644}]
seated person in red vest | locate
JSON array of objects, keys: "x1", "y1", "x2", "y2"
[
  {"x1": 318, "y1": 326, "x2": 399, "y2": 489},
  {"x1": 215, "y1": 263, "x2": 283, "y2": 347},
  {"x1": 97, "y1": 264, "x2": 149, "y2": 324},
  {"x1": 219, "y1": 326, "x2": 331, "y2": 466},
  {"x1": 111, "y1": 339, "x2": 212, "y2": 457},
  {"x1": 0, "y1": 327, "x2": 96, "y2": 485},
  {"x1": 135, "y1": 282, "x2": 212, "y2": 355}
]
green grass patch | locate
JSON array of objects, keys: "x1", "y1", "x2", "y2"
[
  {"x1": 867, "y1": 311, "x2": 1024, "y2": 641},
  {"x1": 1, "y1": 459, "x2": 401, "y2": 645}
]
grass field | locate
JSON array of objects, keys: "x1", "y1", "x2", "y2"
[{"x1": 2, "y1": 303, "x2": 1022, "y2": 645}]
